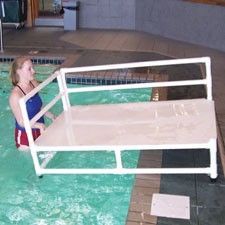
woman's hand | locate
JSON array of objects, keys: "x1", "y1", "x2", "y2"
[
  {"x1": 45, "y1": 111, "x2": 56, "y2": 121},
  {"x1": 34, "y1": 122, "x2": 46, "y2": 134}
]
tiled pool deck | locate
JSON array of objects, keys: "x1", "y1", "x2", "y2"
[{"x1": 1, "y1": 27, "x2": 225, "y2": 225}]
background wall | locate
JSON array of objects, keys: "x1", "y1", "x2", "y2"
[
  {"x1": 135, "y1": 0, "x2": 225, "y2": 52},
  {"x1": 79, "y1": 0, "x2": 136, "y2": 30},
  {"x1": 77, "y1": 0, "x2": 225, "y2": 52}
]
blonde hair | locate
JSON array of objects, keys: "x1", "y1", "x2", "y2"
[{"x1": 10, "y1": 56, "x2": 31, "y2": 86}]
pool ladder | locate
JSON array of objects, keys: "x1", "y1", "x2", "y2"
[
  {"x1": 0, "y1": 19, "x2": 3, "y2": 52},
  {"x1": 0, "y1": 0, "x2": 5, "y2": 52}
]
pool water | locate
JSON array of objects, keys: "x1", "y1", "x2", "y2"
[{"x1": 0, "y1": 64, "x2": 152, "y2": 225}]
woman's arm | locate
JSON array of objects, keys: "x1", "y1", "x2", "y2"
[
  {"x1": 9, "y1": 89, "x2": 46, "y2": 133},
  {"x1": 44, "y1": 111, "x2": 56, "y2": 121},
  {"x1": 9, "y1": 90, "x2": 24, "y2": 127}
]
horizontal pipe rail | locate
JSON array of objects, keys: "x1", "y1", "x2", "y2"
[{"x1": 38, "y1": 167, "x2": 211, "y2": 175}]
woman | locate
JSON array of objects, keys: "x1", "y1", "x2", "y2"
[{"x1": 9, "y1": 56, "x2": 55, "y2": 151}]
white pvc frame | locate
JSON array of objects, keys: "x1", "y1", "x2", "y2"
[{"x1": 19, "y1": 57, "x2": 217, "y2": 178}]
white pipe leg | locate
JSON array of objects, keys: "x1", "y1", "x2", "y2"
[
  {"x1": 115, "y1": 149, "x2": 123, "y2": 170},
  {"x1": 209, "y1": 139, "x2": 218, "y2": 179}
]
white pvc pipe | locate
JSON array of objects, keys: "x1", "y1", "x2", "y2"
[
  {"x1": 19, "y1": 98, "x2": 41, "y2": 172},
  {"x1": 22, "y1": 71, "x2": 59, "y2": 102},
  {"x1": 205, "y1": 57, "x2": 212, "y2": 100},
  {"x1": 60, "y1": 57, "x2": 210, "y2": 74},
  {"x1": 115, "y1": 149, "x2": 122, "y2": 169},
  {"x1": 30, "y1": 93, "x2": 62, "y2": 127},
  {"x1": 18, "y1": 57, "x2": 215, "y2": 177},
  {"x1": 57, "y1": 71, "x2": 71, "y2": 111},
  {"x1": 67, "y1": 79, "x2": 207, "y2": 94},
  {"x1": 34, "y1": 142, "x2": 211, "y2": 152},
  {"x1": 37, "y1": 167, "x2": 212, "y2": 175}
]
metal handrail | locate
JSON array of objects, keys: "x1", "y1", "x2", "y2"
[
  {"x1": 0, "y1": 19, "x2": 3, "y2": 52},
  {"x1": 0, "y1": 0, "x2": 5, "y2": 52}
]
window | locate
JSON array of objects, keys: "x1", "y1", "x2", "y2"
[{"x1": 39, "y1": 0, "x2": 62, "y2": 16}]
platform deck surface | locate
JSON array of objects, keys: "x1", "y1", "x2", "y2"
[{"x1": 35, "y1": 99, "x2": 216, "y2": 148}]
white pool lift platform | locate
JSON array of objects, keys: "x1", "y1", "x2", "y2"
[{"x1": 19, "y1": 57, "x2": 218, "y2": 178}]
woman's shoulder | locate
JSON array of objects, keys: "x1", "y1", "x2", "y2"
[{"x1": 9, "y1": 86, "x2": 23, "y2": 101}]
